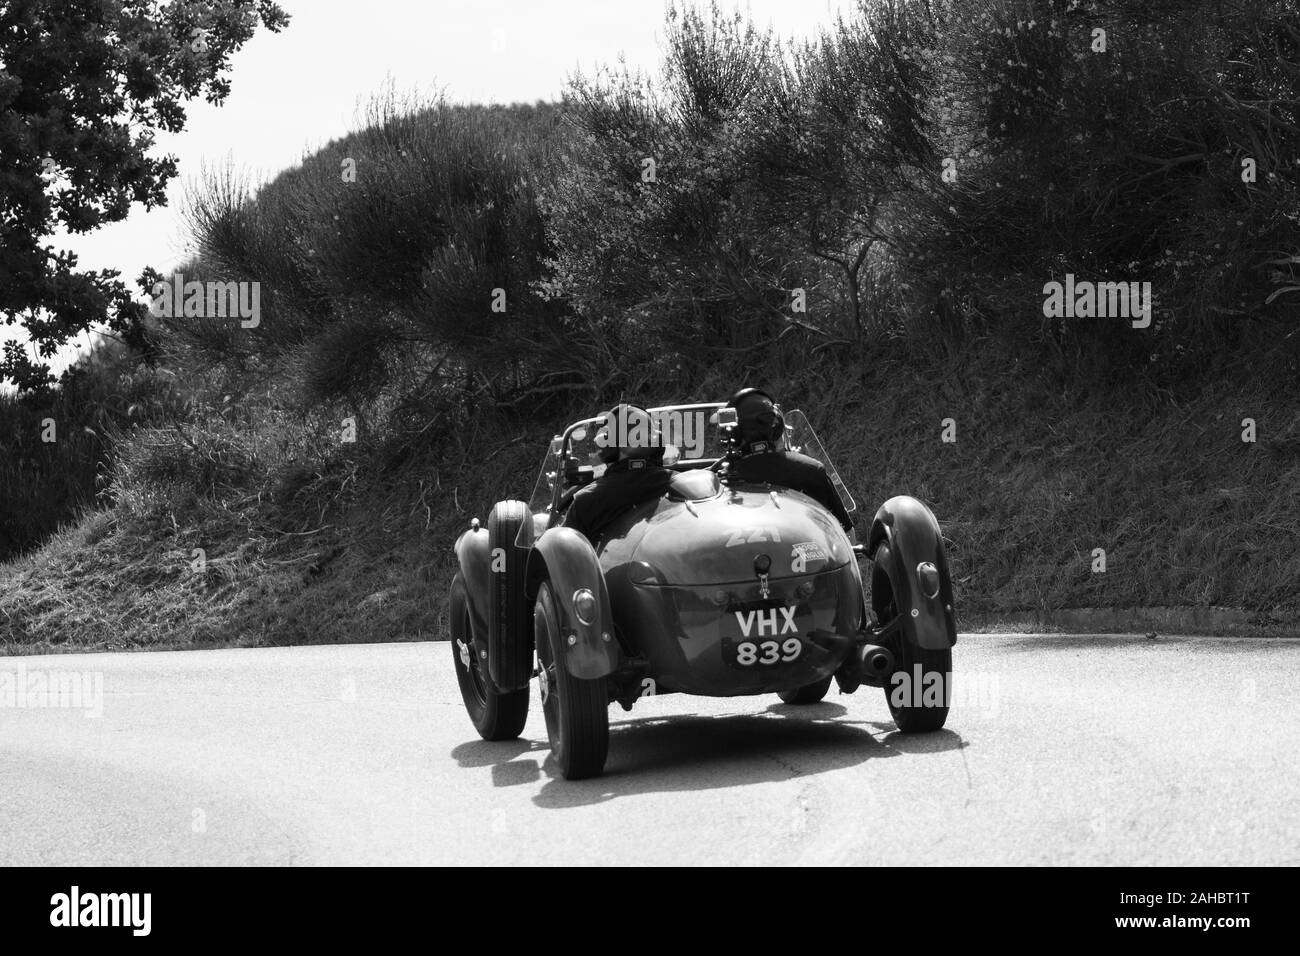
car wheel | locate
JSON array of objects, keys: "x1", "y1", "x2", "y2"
[
  {"x1": 778, "y1": 676, "x2": 833, "y2": 705},
  {"x1": 872, "y1": 540, "x2": 951, "y2": 733},
  {"x1": 451, "y1": 571, "x2": 529, "y2": 740},
  {"x1": 534, "y1": 580, "x2": 609, "y2": 780},
  {"x1": 488, "y1": 500, "x2": 534, "y2": 691}
]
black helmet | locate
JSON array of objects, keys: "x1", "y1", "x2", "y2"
[
  {"x1": 725, "y1": 387, "x2": 784, "y2": 454},
  {"x1": 595, "y1": 403, "x2": 663, "y2": 464}
]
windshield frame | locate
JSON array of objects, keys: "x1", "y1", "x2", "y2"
[{"x1": 781, "y1": 408, "x2": 856, "y2": 513}]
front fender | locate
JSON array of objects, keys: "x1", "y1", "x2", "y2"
[
  {"x1": 868, "y1": 496, "x2": 957, "y2": 651},
  {"x1": 453, "y1": 526, "x2": 490, "y2": 642},
  {"x1": 526, "y1": 528, "x2": 620, "y2": 680}
]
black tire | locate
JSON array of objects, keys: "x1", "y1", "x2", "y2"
[
  {"x1": 451, "y1": 572, "x2": 529, "y2": 741},
  {"x1": 872, "y1": 540, "x2": 951, "y2": 733},
  {"x1": 778, "y1": 676, "x2": 833, "y2": 705},
  {"x1": 534, "y1": 581, "x2": 608, "y2": 780},
  {"x1": 487, "y1": 500, "x2": 534, "y2": 691}
]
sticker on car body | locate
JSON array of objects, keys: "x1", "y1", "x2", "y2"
[
  {"x1": 790, "y1": 541, "x2": 827, "y2": 573},
  {"x1": 725, "y1": 527, "x2": 781, "y2": 547}
]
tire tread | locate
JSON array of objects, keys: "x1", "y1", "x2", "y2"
[{"x1": 487, "y1": 500, "x2": 533, "y2": 691}]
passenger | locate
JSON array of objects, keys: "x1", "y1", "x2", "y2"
[
  {"x1": 561, "y1": 404, "x2": 673, "y2": 543},
  {"x1": 722, "y1": 388, "x2": 854, "y2": 532}
]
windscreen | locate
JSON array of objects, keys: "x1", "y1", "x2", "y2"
[
  {"x1": 518, "y1": 435, "x2": 565, "y2": 547},
  {"x1": 783, "y1": 409, "x2": 856, "y2": 513},
  {"x1": 517, "y1": 416, "x2": 621, "y2": 547},
  {"x1": 563, "y1": 416, "x2": 617, "y2": 472}
]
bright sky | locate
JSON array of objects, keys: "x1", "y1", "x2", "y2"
[{"x1": 3, "y1": 0, "x2": 854, "y2": 380}]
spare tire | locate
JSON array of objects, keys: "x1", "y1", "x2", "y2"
[{"x1": 487, "y1": 499, "x2": 534, "y2": 691}]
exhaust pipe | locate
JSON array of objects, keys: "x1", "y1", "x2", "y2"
[
  {"x1": 835, "y1": 641, "x2": 897, "y2": 693},
  {"x1": 856, "y1": 643, "x2": 895, "y2": 687}
]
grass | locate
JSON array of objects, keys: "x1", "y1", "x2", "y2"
[{"x1": 2, "y1": 333, "x2": 1297, "y2": 656}]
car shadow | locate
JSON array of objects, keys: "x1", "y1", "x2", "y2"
[
  {"x1": 872, "y1": 726, "x2": 966, "y2": 755},
  {"x1": 450, "y1": 738, "x2": 548, "y2": 768},
  {"x1": 449, "y1": 705, "x2": 969, "y2": 808},
  {"x1": 529, "y1": 706, "x2": 915, "y2": 809}
]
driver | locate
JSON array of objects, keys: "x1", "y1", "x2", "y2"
[
  {"x1": 561, "y1": 403, "x2": 673, "y2": 544},
  {"x1": 722, "y1": 387, "x2": 854, "y2": 532}
]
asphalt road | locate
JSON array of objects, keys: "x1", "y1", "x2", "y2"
[{"x1": 2, "y1": 634, "x2": 1298, "y2": 866}]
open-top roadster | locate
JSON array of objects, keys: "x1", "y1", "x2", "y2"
[{"x1": 450, "y1": 403, "x2": 957, "y2": 779}]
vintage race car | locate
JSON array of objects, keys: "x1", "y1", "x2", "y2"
[{"x1": 449, "y1": 402, "x2": 957, "y2": 779}]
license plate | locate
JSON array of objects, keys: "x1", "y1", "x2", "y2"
[
  {"x1": 721, "y1": 634, "x2": 805, "y2": 667},
  {"x1": 722, "y1": 602, "x2": 805, "y2": 668}
]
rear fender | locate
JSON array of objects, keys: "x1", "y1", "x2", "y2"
[
  {"x1": 526, "y1": 528, "x2": 619, "y2": 679},
  {"x1": 867, "y1": 496, "x2": 957, "y2": 651}
]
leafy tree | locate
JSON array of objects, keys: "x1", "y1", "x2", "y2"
[
  {"x1": 541, "y1": 3, "x2": 805, "y2": 371},
  {"x1": 178, "y1": 93, "x2": 575, "y2": 425},
  {"x1": 909, "y1": 0, "x2": 1300, "y2": 370},
  {"x1": 0, "y1": 0, "x2": 289, "y2": 392},
  {"x1": 751, "y1": 0, "x2": 941, "y2": 338},
  {"x1": 543, "y1": 1, "x2": 943, "y2": 358}
]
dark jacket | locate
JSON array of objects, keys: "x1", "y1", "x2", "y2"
[
  {"x1": 726, "y1": 450, "x2": 853, "y2": 531},
  {"x1": 561, "y1": 458, "x2": 673, "y2": 543}
]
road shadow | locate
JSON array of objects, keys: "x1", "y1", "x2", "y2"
[
  {"x1": 995, "y1": 634, "x2": 1164, "y2": 652},
  {"x1": 994, "y1": 634, "x2": 1300, "y2": 653}
]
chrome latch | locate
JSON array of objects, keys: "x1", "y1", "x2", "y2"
[{"x1": 754, "y1": 553, "x2": 772, "y2": 600}]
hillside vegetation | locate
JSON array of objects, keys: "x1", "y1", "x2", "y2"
[{"x1": 3, "y1": 0, "x2": 1298, "y2": 652}]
